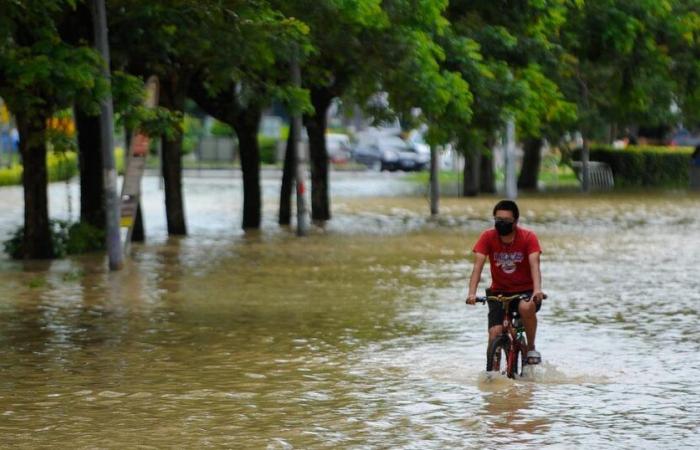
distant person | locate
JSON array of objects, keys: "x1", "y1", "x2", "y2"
[
  {"x1": 465, "y1": 200, "x2": 545, "y2": 364},
  {"x1": 10, "y1": 128, "x2": 19, "y2": 152}
]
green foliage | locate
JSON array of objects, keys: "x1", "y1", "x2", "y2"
[
  {"x1": 63, "y1": 221, "x2": 105, "y2": 254},
  {"x1": 258, "y1": 136, "x2": 277, "y2": 164},
  {"x1": 182, "y1": 114, "x2": 203, "y2": 154},
  {"x1": 112, "y1": 72, "x2": 182, "y2": 139},
  {"x1": 559, "y1": 0, "x2": 677, "y2": 137},
  {"x1": 0, "y1": 1, "x2": 107, "y2": 120},
  {"x1": 210, "y1": 120, "x2": 234, "y2": 137},
  {"x1": 445, "y1": 0, "x2": 573, "y2": 152},
  {"x1": 573, "y1": 145, "x2": 694, "y2": 187},
  {"x1": 3, "y1": 219, "x2": 104, "y2": 259}
]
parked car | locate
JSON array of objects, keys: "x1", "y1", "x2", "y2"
[
  {"x1": 325, "y1": 133, "x2": 352, "y2": 163},
  {"x1": 396, "y1": 145, "x2": 430, "y2": 171},
  {"x1": 351, "y1": 142, "x2": 398, "y2": 171},
  {"x1": 669, "y1": 129, "x2": 700, "y2": 147},
  {"x1": 352, "y1": 132, "x2": 429, "y2": 171}
]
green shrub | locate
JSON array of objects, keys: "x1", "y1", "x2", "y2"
[
  {"x1": 0, "y1": 148, "x2": 126, "y2": 186},
  {"x1": 182, "y1": 114, "x2": 203, "y2": 154},
  {"x1": 3, "y1": 220, "x2": 105, "y2": 259},
  {"x1": 210, "y1": 120, "x2": 234, "y2": 137},
  {"x1": 259, "y1": 135, "x2": 278, "y2": 164},
  {"x1": 0, "y1": 151, "x2": 79, "y2": 187},
  {"x1": 64, "y1": 222, "x2": 105, "y2": 254},
  {"x1": 0, "y1": 164, "x2": 22, "y2": 186},
  {"x1": 573, "y1": 145, "x2": 694, "y2": 187},
  {"x1": 47, "y1": 152, "x2": 78, "y2": 182}
]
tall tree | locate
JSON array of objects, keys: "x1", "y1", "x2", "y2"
[
  {"x1": 559, "y1": 0, "x2": 676, "y2": 190},
  {"x1": 445, "y1": 0, "x2": 572, "y2": 194},
  {"x1": 108, "y1": 0, "x2": 220, "y2": 235},
  {"x1": 187, "y1": 2, "x2": 309, "y2": 230},
  {"x1": 667, "y1": 0, "x2": 700, "y2": 129},
  {"x1": 276, "y1": 0, "x2": 473, "y2": 220},
  {"x1": 0, "y1": 0, "x2": 106, "y2": 258}
]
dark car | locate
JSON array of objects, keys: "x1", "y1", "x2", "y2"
[
  {"x1": 352, "y1": 133, "x2": 431, "y2": 171},
  {"x1": 352, "y1": 135, "x2": 405, "y2": 171}
]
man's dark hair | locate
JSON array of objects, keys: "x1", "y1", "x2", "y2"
[{"x1": 493, "y1": 200, "x2": 520, "y2": 221}]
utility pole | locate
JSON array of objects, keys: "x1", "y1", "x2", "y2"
[
  {"x1": 504, "y1": 118, "x2": 518, "y2": 200},
  {"x1": 581, "y1": 138, "x2": 591, "y2": 192},
  {"x1": 291, "y1": 50, "x2": 308, "y2": 236},
  {"x1": 92, "y1": 0, "x2": 122, "y2": 270},
  {"x1": 430, "y1": 145, "x2": 440, "y2": 216}
]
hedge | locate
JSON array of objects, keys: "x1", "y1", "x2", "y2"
[
  {"x1": 259, "y1": 136, "x2": 277, "y2": 164},
  {"x1": 574, "y1": 145, "x2": 694, "y2": 187},
  {"x1": 0, "y1": 148, "x2": 124, "y2": 187},
  {"x1": 0, "y1": 152, "x2": 78, "y2": 186}
]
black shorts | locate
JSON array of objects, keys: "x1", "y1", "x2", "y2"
[{"x1": 486, "y1": 289, "x2": 542, "y2": 329}]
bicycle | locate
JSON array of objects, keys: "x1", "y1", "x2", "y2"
[{"x1": 475, "y1": 293, "x2": 537, "y2": 379}]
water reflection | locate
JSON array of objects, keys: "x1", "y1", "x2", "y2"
[
  {"x1": 478, "y1": 385, "x2": 550, "y2": 445},
  {"x1": 0, "y1": 181, "x2": 699, "y2": 446}
]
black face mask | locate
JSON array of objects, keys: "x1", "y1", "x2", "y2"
[{"x1": 494, "y1": 219, "x2": 514, "y2": 236}]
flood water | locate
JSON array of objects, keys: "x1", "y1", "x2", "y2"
[{"x1": 1, "y1": 173, "x2": 699, "y2": 448}]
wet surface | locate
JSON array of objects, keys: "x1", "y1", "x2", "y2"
[{"x1": 0, "y1": 173, "x2": 699, "y2": 448}]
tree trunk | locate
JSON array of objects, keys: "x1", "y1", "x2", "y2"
[
  {"x1": 159, "y1": 74, "x2": 187, "y2": 235},
  {"x1": 132, "y1": 203, "x2": 145, "y2": 241},
  {"x1": 75, "y1": 107, "x2": 105, "y2": 230},
  {"x1": 16, "y1": 110, "x2": 53, "y2": 259},
  {"x1": 517, "y1": 137, "x2": 543, "y2": 191},
  {"x1": 480, "y1": 153, "x2": 496, "y2": 194},
  {"x1": 304, "y1": 89, "x2": 333, "y2": 223},
  {"x1": 279, "y1": 120, "x2": 296, "y2": 226},
  {"x1": 462, "y1": 149, "x2": 481, "y2": 197},
  {"x1": 232, "y1": 107, "x2": 262, "y2": 230}
]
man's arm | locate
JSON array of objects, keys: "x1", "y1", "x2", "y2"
[
  {"x1": 528, "y1": 251, "x2": 544, "y2": 302},
  {"x1": 466, "y1": 253, "x2": 487, "y2": 304}
]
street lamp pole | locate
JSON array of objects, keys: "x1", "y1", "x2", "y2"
[
  {"x1": 505, "y1": 117, "x2": 518, "y2": 200},
  {"x1": 92, "y1": 0, "x2": 123, "y2": 270},
  {"x1": 291, "y1": 50, "x2": 308, "y2": 236}
]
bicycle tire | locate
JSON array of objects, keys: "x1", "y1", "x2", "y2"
[
  {"x1": 509, "y1": 345, "x2": 525, "y2": 378},
  {"x1": 486, "y1": 336, "x2": 510, "y2": 373}
]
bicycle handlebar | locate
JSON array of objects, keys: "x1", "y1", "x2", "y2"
[{"x1": 474, "y1": 293, "x2": 547, "y2": 304}]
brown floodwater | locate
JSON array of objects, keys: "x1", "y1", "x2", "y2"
[{"x1": 0, "y1": 173, "x2": 699, "y2": 448}]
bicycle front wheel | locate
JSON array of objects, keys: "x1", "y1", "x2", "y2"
[
  {"x1": 508, "y1": 345, "x2": 525, "y2": 378},
  {"x1": 486, "y1": 336, "x2": 510, "y2": 373}
]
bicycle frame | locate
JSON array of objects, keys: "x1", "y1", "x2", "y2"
[{"x1": 477, "y1": 294, "x2": 529, "y2": 378}]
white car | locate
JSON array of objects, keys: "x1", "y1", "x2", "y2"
[{"x1": 325, "y1": 133, "x2": 352, "y2": 163}]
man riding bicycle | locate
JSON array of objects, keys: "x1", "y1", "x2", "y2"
[{"x1": 466, "y1": 200, "x2": 545, "y2": 364}]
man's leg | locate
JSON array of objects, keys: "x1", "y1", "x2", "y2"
[
  {"x1": 488, "y1": 325, "x2": 504, "y2": 343},
  {"x1": 518, "y1": 299, "x2": 537, "y2": 352}
]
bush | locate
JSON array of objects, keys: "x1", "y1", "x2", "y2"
[
  {"x1": 573, "y1": 145, "x2": 694, "y2": 187},
  {"x1": 47, "y1": 152, "x2": 78, "y2": 182},
  {"x1": 0, "y1": 164, "x2": 22, "y2": 186},
  {"x1": 0, "y1": 148, "x2": 127, "y2": 186},
  {"x1": 0, "y1": 151, "x2": 78, "y2": 187},
  {"x1": 259, "y1": 135, "x2": 277, "y2": 164},
  {"x1": 210, "y1": 120, "x2": 234, "y2": 137},
  {"x1": 3, "y1": 220, "x2": 104, "y2": 259},
  {"x1": 182, "y1": 114, "x2": 203, "y2": 155}
]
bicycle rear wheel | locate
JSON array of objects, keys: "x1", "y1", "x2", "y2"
[{"x1": 486, "y1": 336, "x2": 510, "y2": 373}]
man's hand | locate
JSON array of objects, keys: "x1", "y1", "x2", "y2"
[
  {"x1": 466, "y1": 294, "x2": 477, "y2": 305},
  {"x1": 531, "y1": 291, "x2": 545, "y2": 304}
]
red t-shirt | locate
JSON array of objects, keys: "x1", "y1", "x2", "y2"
[{"x1": 472, "y1": 226, "x2": 542, "y2": 292}]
